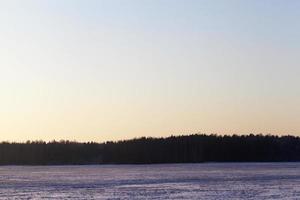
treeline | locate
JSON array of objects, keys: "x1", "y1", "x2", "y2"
[
  {"x1": 0, "y1": 134, "x2": 300, "y2": 165},
  {"x1": 0, "y1": 141, "x2": 102, "y2": 165}
]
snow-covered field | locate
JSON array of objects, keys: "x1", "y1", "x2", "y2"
[{"x1": 0, "y1": 163, "x2": 300, "y2": 199}]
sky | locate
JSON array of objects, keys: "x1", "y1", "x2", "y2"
[{"x1": 0, "y1": 0, "x2": 299, "y2": 142}]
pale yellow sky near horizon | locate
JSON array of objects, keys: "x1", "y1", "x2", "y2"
[{"x1": 0, "y1": 1, "x2": 300, "y2": 142}]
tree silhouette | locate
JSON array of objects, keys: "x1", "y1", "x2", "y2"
[{"x1": 0, "y1": 134, "x2": 299, "y2": 165}]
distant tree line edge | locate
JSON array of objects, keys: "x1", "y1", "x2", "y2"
[{"x1": 0, "y1": 134, "x2": 300, "y2": 165}]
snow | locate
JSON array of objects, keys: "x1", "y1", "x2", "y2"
[{"x1": 0, "y1": 163, "x2": 300, "y2": 199}]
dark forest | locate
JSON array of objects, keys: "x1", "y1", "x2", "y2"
[{"x1": 0, "y1": 134, "x2": 300, "y2": 165}]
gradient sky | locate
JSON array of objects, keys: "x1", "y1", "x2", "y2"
[{"x1": 1, "y1": 0, "x2": 300, "y2": 142}]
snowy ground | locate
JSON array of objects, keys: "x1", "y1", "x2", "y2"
[{"x1": 0, "y1": 163, "x2": 300, "y2": 199}]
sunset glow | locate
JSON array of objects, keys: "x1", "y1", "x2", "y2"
[{"x1": 1, "y1": 0, "x2": 299, "y2": 142}]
